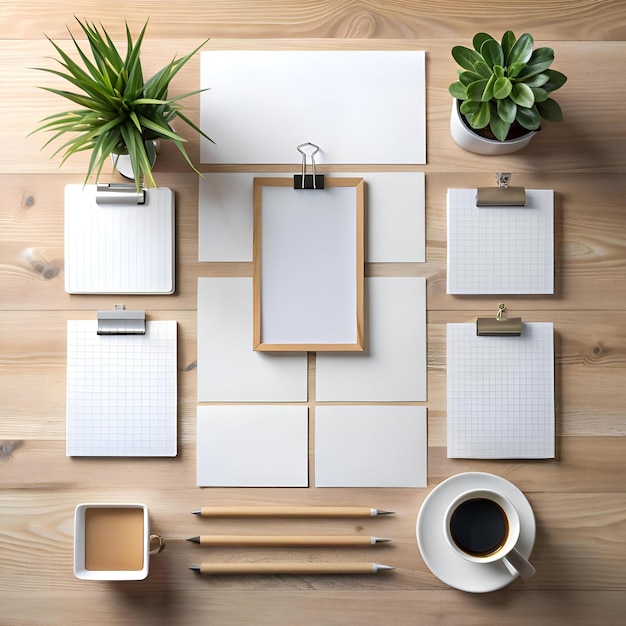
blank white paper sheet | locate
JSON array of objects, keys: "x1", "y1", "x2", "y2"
[
  {"x1": 66, "y1": 320, "x2": 177, "y2": 457},
  {"x1": 198, "y1": 172, "x2": 425, "y2": 263},
  {"x1": 316, "y1": 277, "x2": 427, "y2": 401},
  {"x1": 200, "y1": 50, "x2": 425, "y2": 164},
  {"x1": 315, "y1": 406, "x2": 427, "y2": 488},
  {"x1": 197, "y1": 406, "x2": 309, "y2": 487},
  {"x1": 64, "y1": 185, "x2": 175, "y2": 294},
  {"x1": 197, "y1": 277, "x2": 308, "y2": 402},
  {"x1": 447, "y1": 188, "x2": 554, "y2": 294},
  {"x1": 447, "y1": 322, "x2": 555, "y2": 459}
]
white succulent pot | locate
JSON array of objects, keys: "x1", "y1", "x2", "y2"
[
  {"x1": 450, "y1": 99, "x2": 537, "y2": 156},
  {"x1": 111, "y1": 140, "x2": 159, "y2": 180}
]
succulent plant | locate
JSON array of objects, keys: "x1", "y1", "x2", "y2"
[{"x1": 449, "y1": 31, "x2": 568, "y2": 141}]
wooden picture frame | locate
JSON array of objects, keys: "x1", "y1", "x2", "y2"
[{"x1": 253, "y1": 177, "x2": 365, "y2": 352}]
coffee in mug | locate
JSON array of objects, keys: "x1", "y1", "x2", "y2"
[
  {"x1": 74, "y1": 503, "x2": 165, "y2": 581},
  {"x1": 449, "y1": 497, "x2": 509, "y2": 557},
  {"x1": 443, "y1": 489, "x2": 535, "y2": 579}
]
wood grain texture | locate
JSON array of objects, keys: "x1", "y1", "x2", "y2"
[{"x1": 1, "y1": 1, "x2": 626, "y2": 624}]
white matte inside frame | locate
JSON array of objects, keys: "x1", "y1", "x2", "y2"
[{"x1": 254, "y1": 179, "x2": 364, "y2": 350}]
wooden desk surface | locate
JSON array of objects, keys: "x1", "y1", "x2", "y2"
[{"x1": 1, "y1": 2, "x2": 625, "y2": 624}]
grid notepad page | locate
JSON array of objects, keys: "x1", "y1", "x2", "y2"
[
  {"x1": 447, "y1": 188, "x2": 554, "y2": 294},
  {"x1": 64, "y1": 185, "x2": 175, "y2": 294},
  {"x1": 66, "y1": 320, "x2": 177, "y2": 457},
  {"x1": 447, "y1": 322, "x2": 555, "y2": 459}
]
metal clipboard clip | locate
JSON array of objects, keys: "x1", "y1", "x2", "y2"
[
  {"x1": 476, "y1": 303, "x2": 522, "y2": 336},
  {"x1": 97, "y1": 304, "x2": 146, "y2": 335},
  {"x1": 95, "y1": 183, "x2": 146, "y2": 205},
  {"x1": 476, "y1": 173, "x2": 526, "y2": 207},
  {"x1": 294, "y1": 142, "x2": 325, "y2": 190}
]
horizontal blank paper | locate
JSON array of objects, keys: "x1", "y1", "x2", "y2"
[
  {"x1": 198, "y1": 172, "x2": 425, "y2": 263},
  {"x1": 200, "y1": 50, "x2": 425, "y2": 164},
  {"x1": 315, "y1": 406, "x2": 427, "y2": 488},
  {"x1": 315, "y1": 277, "x2": 427, "y2": 401},
  {"x1": 197, "y1": 278, "x2": 308, "y2": 402},
  {"x1": 447, "y1": 322, "x2": 555, "y2": 459},
  {"x1": 197, "y1": 406, "x2": 309, "y2": 487},
  {"x1": 66, "y1": 320, "x2": 177, "y2": 457},
  {"x1": 447, "y1": 188, "x2": 554, "y2": 294}
]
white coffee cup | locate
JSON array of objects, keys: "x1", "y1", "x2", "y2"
[
  {"x1": 443, "y1": 489, "x2": 535, "y2": 579},
  {"x1": 74, "y1": 503, "x2": 165, "y2": 581}
]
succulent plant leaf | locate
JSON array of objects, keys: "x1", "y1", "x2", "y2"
[{"x1": 511, "y1": 82, "x2": 535, "y2": 108}]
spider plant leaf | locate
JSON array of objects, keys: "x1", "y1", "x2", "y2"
[
  {"x1": 137, "y1": 114, "x2": 186, "y2": 142},
  {"x1": 169, "y1": 137, "x2": 203, "y2": 176},
  {"x1": 175, "y1": 109, "x2": 214, "y2": 143},
  {"x1": 129, "y1": 110, "x2": 143, "y2": 132}
]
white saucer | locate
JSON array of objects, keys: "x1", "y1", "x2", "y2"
[{"x1": 416, "y1": 472, "x2": 535, "y2": 593}]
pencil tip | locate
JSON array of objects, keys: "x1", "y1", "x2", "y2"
[
  {"x1": 187, "y1": 536, "x2": 200, "y2": 543},
  {"x1": 377, "y1": 510, "x2": 395, "y2": 515},
  {"x1": 191, "y1": 510, "x2": 201, "y2": 515},
  {"x1": 376, "y1": 564, "x2": 395, "y2": 571},
  {"x1": 375, "y1": 537, "x2": 392, "y2": 543},
  {"x1": 189, "y1": 565, "x2": 200, "y2": 572}
]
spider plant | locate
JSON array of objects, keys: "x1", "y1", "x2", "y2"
[{"x1": 32, "y1": 18, "x2": 212, "y2": 191}]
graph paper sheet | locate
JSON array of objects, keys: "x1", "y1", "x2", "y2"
[
  {"x1": 66, "y1": 320, "x2": 178, "y2": 457},
  {"x1": 447, "y1": 188, "x2": 554, "y2": 294},
  {"x1": 447, "y1": 322, "x2": 555, "y2": 459},
  {"x1": 64, "y1": 185, "x2": 175, "y2": 294}
]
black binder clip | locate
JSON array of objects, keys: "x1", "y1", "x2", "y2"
[
  {"x1": 476, "y1": 303, "x2": 522, "y2": 336},
  {"x1": 95, "y1": 183, "x2": 146, "y2": 206},
  {"x1": 97, "y1": 304, "x2": 146, "y2": 335},
  {"x1": 476, "y1": 173, "x2": 526, "y2": 207},
  {"x1": 294, "y1": 142, "x2": 325, "y2": 189}
]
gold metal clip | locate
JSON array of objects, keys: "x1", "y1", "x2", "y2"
[
  {"x1": 476, "y1": 303, "x2": 522, "y2": 336},
  {"x1": 476, "y1": 173, "x2": 526, "y2": 207}
]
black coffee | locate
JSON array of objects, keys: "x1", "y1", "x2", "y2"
[{"x1": 450, "y1": 498, "x2": 509, "y2": 556}]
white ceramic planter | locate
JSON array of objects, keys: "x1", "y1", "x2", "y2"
[
  {"x1": 111, "y1": 140, "x2": 159, "y2": 180},
  {"x1": 450, "y1": 99, "x2": 537, "y2": 156}
]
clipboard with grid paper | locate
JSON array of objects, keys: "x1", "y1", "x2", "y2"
[
  {"x1": 446, "y1": 188, "x2": 554, "y2": 294},
  {"x1": 66, "y1": 319, "x2": 178, "y2": 457},
  {"x1": 446, "y1": 322, "x2": 555, "y2": 459}
]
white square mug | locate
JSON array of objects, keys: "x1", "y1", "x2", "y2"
[{"x1": 74, "y1": 503, "x2": 165, "y2": 581}]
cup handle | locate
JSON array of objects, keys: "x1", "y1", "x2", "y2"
[
  {"x1": 149, "y1": 534, "x2": 166, "y2": 555},
  {"x1": 504, "y1": 547, "x2": 536, "y2": 579}
]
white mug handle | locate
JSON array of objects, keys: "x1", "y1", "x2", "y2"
[
  {"x1": 149, "y1": 534, "x2": 166, "y2": 555},
  {"x1": 504, "y1": 547, "x2": 536, "y2": 579}
]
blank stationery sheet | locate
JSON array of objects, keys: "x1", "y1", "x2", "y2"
[
  {"x1": 66, "y1": 320, "x2": 177, "y2": 457},
  {"x1": 200, "y1": 50, "x2": 425, "y2": 164},
  {"x1": 447, "y1": 322, "x2": 555, "y2": 459},
  {"x1": 447, "y1": 188, "x2": 554, "y2": 294}
]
